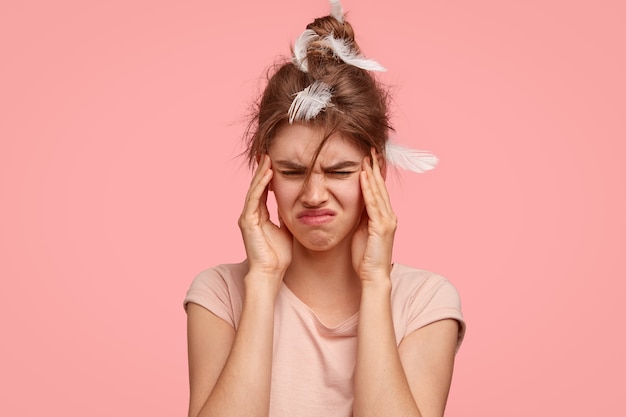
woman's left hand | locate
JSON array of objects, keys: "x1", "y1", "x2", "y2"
[{"x1": 351, "y1": 148, "x2": 397, "y2": 283}]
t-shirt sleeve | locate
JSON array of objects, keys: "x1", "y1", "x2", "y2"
[
  {"x1": 183, "y1": 266, "x2": 241, "y2": 329},
  {"x1": 405, "y1": 275, "x2": 466, "y2": 350}
]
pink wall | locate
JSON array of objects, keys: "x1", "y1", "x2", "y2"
[{"x1": 1, "y1": 0, "x2": 624, "y2": 415}]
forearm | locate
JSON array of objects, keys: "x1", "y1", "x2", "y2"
[
  {"x1": 196, "y1": 276, "x2": 279, "y2": 417},
  {"x1": 353, "y1": 280, "x2": 421, "y2": 417}
]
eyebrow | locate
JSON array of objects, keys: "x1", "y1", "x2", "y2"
[{"x1": 273, "y1": 160, "x2": 361, "y2": 170}]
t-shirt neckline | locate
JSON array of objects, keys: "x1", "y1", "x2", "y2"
[{"x1": 280, "y1": 283, "x2": 359, "y2": 336}]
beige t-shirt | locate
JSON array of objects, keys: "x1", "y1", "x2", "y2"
[{"x1": 184, "y1": 261, "x2": 465, "y2": 417}]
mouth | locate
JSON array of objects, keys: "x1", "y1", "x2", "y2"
[{"x1": 297, "y1": 209, "x2": 336, "y2": 226}]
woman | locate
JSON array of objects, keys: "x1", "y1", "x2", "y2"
[{"x1": 184, "y1": 2, "x2": 465, "y2": 416}]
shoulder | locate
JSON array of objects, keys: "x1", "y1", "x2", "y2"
[
  {"x1": 183, "y1": 260, "x2": 249, "y2": 327},
  {"x1": 391, "y1": 263, "x2": 462, "y2": 309},
  {"x1": 190, "y1": 261, "x2": 249, "y2": 289},
  {"x1": 390, "y1": 263, "x2": 465, "y2": 348}
]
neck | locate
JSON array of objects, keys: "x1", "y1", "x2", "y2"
[
  {"x1": 283, "y1": 238, "x2": 361, "y2": 324},
  {"x1": 286, "y1": 238, "x2": 358, "y2": 285}
]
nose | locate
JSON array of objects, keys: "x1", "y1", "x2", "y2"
[{"x1": 299, "y1": 174, "x2": 329, "y2": 208}]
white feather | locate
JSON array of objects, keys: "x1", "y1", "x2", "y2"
[
  {"x1": 330, "y1": 0, "x2": 344, "y2": 22},
  {"x1": 288, "y1": 81, "x2": 333, "y2": 124},
  {"x1": 323, "y1": 34, "x2": 386, "y2": 72},
  {"x1": 385, "y1": 141, "x2": 439, "y2": 173},
  {"x1": 292, "y1": 29, "x2": 319, "y2": 73}
]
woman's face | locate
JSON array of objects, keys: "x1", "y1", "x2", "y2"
[{"x1": 268, "y1": 123, "x2": 366, "y2": 251}]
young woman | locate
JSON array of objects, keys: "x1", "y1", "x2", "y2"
[{"x1": 184, "y1": 2, "x2": 465, "y2": 417}]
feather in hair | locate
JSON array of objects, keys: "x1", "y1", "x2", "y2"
[
  {"x1": 330, "y1": 0, "x2": 344, "y2": 22},
  {"x1": 292, "y1": 29, "x2": 319, "y2": 73},
  {"x1": 323, "y1": 34, "x2": 386, "y2": 72},
  {"x1": 288, "y1": 80, "x2": 333, "y2": 124},
  {"x1": 385, "y1": 141, "x2": 439, "y2": 173}
]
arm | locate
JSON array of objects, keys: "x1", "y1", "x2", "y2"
[
  {"x1": 352, "y1": 151, "x2": 459, "y2": 417},
  {"x1": 187, "y1": 155, "x2": 292, "y2": 417},
  {"x1": 354, "y1": 279, "x2": 420, "y2": 417},
  {"x1": 187, "y1": 276, "x2": 280, "y2": 417},
  {"x1": 398, "y1": 319, "x2": 459, "y2": 417},
  {"x1": 354, "y1": 288, "x2": 459, "y2": 417},
  {"x1": 186, "y1": 303, "x2": 234, "y2": 417}
]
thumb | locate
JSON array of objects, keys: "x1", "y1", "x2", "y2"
[
  {"x1": 278, "y1": 213, "x2": 293, "y2": 237},
  {"x1": 355, "y1": 211, "x2": 369, "y2": 233}
]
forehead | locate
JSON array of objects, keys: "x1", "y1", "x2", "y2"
[{"x1": 269, "y1": 124, "x2": 364, "y2": 164}]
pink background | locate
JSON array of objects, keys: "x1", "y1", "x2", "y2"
[{"x1": 1, "y1": 0, "x2": 624, "y2": 415}]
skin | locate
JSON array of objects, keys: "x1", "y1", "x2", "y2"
[
  {"x1": 269, "y1": 126, "x2": 366, "y2": 254},
  {"x1": 186, "y1": 124, "x2": 459, "y2": 417}
]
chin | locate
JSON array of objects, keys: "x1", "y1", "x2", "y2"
[
  {"x1": 300, "y1": 233, "x2": 334, "y2": 250},
  {"x1": 296, "y1": 230, "x2": 352, "y2": 253}
]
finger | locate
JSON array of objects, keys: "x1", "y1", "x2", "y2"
[
  {"x1": 360, "y1": 165, "x2": 382, "y2": 222},
  {"x1": 246, "y1": 155, "x2": 271, "y2": 198},
  {"x1": 372, "y1": 148, "x2": 392, "y2": 211},
  {"x1": 369, "y1": 148, "x2": 393, "y2": 213},
  {"x1": 243, "y1": 156, "x2": 273, "y2": 217},
  {"x1": 244, "y1": 173, "x2": 271, "y2": 218},
  {"x1": 362, "y1": 156, "x2": 384, "y2": 208},
  {"x1": 361, "y1": 157, "x2": 394, "y2": 229},
  {"x1": 259, "y1": 179, "x2": 270, "y2": 221}
]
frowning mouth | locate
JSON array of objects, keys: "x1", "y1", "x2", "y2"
[{"x1": 296, "y1": 209, "x2": 336, "y2": 226}]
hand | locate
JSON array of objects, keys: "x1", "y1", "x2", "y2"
[
  {"x1": 238, "y1": 155, "x2": 293, "y2": 279},
  {"x1": 351, "y1": 148, "x2": 397, "y2": 283}
]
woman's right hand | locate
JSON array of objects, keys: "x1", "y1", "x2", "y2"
[{"x1": 238, "y1": 155, "x2": 293, "y2": 281}]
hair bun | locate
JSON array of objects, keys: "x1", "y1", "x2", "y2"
[
  {"x1": 307, "y1": 16, "x2": 358, "y2": 47},
  {"x1": 245, "y1": 3, "x2": 393, "y2": 173},
  {"x1": 304, "y1": 16, "x2": 361, "y2": 78}
]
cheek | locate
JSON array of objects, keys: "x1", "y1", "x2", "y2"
[
  {"x1": 270, "y1": 179, "x2": 300, "y2": 210},
  {"x1": 334, "y1": 178, "x2": 364, "y2": 207}
]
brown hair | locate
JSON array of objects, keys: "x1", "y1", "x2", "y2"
[{"x1": 243, "y1": 13, "x2": 392, "y2": 169}]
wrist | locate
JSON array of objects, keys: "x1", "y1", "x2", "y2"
[
  {"x1": 244, "y1": 271, "x2": 284, "y2": 298},
  {"x1": 360, "y1": 277, "x2": 392, "y2": 293}
]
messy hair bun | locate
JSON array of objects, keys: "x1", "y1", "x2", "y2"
[
  {"x1": 244, "y1": 2, "x2": 391, "y2": 169},
  {"x1": 301, "y1": 16, "x2": 361, "y2": 79},
  {"x1": 243, "y1": 0, "x2": 438, "y2": 176}
]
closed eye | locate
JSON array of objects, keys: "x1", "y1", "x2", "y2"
[
  {"x1": 329, "y1": 171, "x2": 356, "y2": 177},
  {"x1": 280, "y1": 170, "x2": 306, "y2": 177}
]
